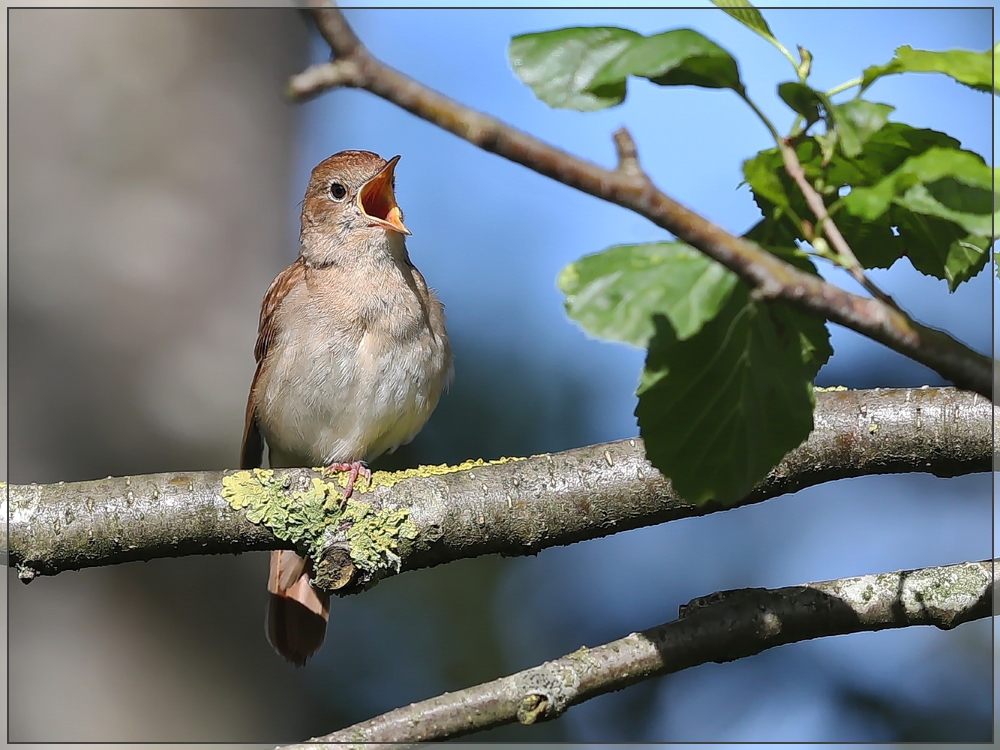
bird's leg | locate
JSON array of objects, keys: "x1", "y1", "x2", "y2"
[{"x1": 324, "y1": 461, "x2": 372, "y2": 500}]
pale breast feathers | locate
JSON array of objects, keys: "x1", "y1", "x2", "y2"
[{"x1": 244, "y1": 260, "x2": 451, "y2": 469}]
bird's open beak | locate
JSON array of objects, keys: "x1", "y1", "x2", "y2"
[{"x1": 358, "y1": 155, "x2": 411, "y2": 235}]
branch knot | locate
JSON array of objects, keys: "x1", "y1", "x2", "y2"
[
  {"x1": 613, "y1": 127, "x2": 645, "y2": 179},
  {"x1": 516, "y1": 661, "x2": 581, "y2": 724}
]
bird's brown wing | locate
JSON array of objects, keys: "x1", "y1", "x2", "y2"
[{"x1": 240, "y1": 258, "x2": 307, "y2": 469}]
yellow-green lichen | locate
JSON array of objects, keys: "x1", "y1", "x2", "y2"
[
  {"x1": 342, "y1": 501, "x2": 418, "y2": 572},
  {"x1": 222, "y1": 469, "x2": 345, "y2": 561},
  {"x1": 222, "y1": 468, "x2": 422, "y2": 575},
  {"x1": 353, "y1": 456, "x2": 527, "y2": 493},
  {"x1": 222, "y1": 458, "x2": 525, "y2": 577}
]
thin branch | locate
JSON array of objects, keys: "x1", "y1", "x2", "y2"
[
  {"x1": 286, "y1": 3, "x2": 993, "y2": 400},
  {"x1": 826, "y1": 76, "x2": 863, "y2": 97},
  {"x1": 283, "y1": 558, "x2": 995, "y2": 745},
  {"x1": 7, "y1": 389, "x2": 994, "y2": 590},
  {"x1": 779, "y1": 141, "x2": 899, "y2": 308},
  {"x1": 284, "y1": 58, "x2": 363, "y2": 97},
  {"x1": 305, "y1": 0, "x2": 362, "y2": 55}
]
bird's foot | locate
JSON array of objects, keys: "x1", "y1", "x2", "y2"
[{"x1": 323, "y1": 461, "x2": 372, "y2": 501}]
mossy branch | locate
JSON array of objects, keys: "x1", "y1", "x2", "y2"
[{"x1": 6, "y1": 388, "x2": 994, "y2": 593}]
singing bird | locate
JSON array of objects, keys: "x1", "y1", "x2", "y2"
[{"x1": 241, "y1": 150, "x2": 452, "y2": 666}]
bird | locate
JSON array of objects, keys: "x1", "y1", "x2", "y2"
[{"x1": 240, "y1": 150, "x2": 452, "y2": 666}]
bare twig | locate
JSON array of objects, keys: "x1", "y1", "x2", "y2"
[
  {"x1": 283, "y1": 558, "x2": 994, "y2": 745},
  {"x1": 305, "y1": 0, "x2": 361, "y2": 54},
  {"x1": 7, "y1": 388, "x2": 994, "y2": 589},
  {"x1": 287, "y1": 3, "x2": 993, "y2": 400}
]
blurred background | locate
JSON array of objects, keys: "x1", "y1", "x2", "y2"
[{"x1": 7, "y1": 4, "x2": 994, "y2": 743}]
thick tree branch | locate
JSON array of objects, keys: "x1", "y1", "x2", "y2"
[
  {"x1": 6, "y1": 389, "x2": 994, "y2": 589},
  {"x1": 284, "y1": 3, "x2": 993, "y2": 400},
  {"x1": 283, "y1": 558, "x2": 995, "y2": 745}
]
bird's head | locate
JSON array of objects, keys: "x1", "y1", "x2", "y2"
[{"x1": 300, "y1": 150, "x2": 410, "y2": 267}]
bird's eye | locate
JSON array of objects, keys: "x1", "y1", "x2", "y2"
[{"x1": 329, "y1": 183, "x2": 347, "y2": 201}]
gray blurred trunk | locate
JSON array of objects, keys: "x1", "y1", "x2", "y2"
[{"x1": 8, "y1": 8, "x2": 314, "y2": 741}]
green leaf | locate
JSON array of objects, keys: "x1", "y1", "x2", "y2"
[
  {"x1": 711, "y1": 0, "x2": 777, "y2": 44},
  {"x1": 813, "y1": 130, "x2": 838, "y2": 165},
  {"x1": 844, "y1": 147, "x2": 998, "y2": 237},
  {"x1": 827, "y1": 123, "x2": 960, "y2": 184},
  {"x1": 890, "y1": 210, "x2": 992, "y2": 291},
  {"x1": 778, "y1": 83, "x2": 894, "y2": 158},
  {"x1": 558, "y1": 242, "x2": 738, "y2": 347},
  {"x1": 742, "y1": 218, "x2": 800, "y2": 250},
  {"x1": 861, "y1": 45, "x2": 995, "y2": 95},
  {"x1": 509, "y1": 26, "x2": 744, "y2": 111},
  {"x1": 589, "y1": 29, "x2": 745, "y2": 97},
  {"x1": 743, "y1": 124, "x2": 990, "y2": 279},
  {"x1": 944, "y1": 235, "x2": 991, "y2": 289},
  {"x1": 636, "y1": 286, "x2": 832, "y2": 505},
  {"x1": 509, "y1": 27, "x2": 642, "y2": 110},
  {"x1": 742, "y1": 139, "x2": 824, "y2": 224},
  {"x1": 778, "y1": 81, "x2": 826, "y2": 127},
  {"x1": 829, "y1": 99, "x2": 895, "y2": 157}
]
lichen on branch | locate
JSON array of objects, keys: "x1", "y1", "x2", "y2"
[{"x1": 221, "y1": 468, "x2": 420, "y2": 590}]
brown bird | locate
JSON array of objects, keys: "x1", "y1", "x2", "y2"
[{"x1": 241, "y1": 150, "x2": 452, "y2": 666}]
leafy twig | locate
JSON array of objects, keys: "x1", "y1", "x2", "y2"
[
  {"x1": 287, "y1": 2, "x2": 992, "y2": 399},
  {"x1": 779, "y1": 139, "x2": 901, "y2": 309}
]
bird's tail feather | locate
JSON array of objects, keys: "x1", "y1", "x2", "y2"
[{"x1": 266, "y1": 550, "x2": 330, "y2": 667}]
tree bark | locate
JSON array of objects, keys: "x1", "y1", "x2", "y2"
[
  {"x1": 7, "y1": 388, "x2": 994, "y2": 593},
  {"x1": 284, "y1": 558, "x2": 995, "y2": 745}
]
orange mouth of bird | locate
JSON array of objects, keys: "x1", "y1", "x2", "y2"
[{"x1": 358, "y1": 155, "x2": 410, "y2": 235}]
